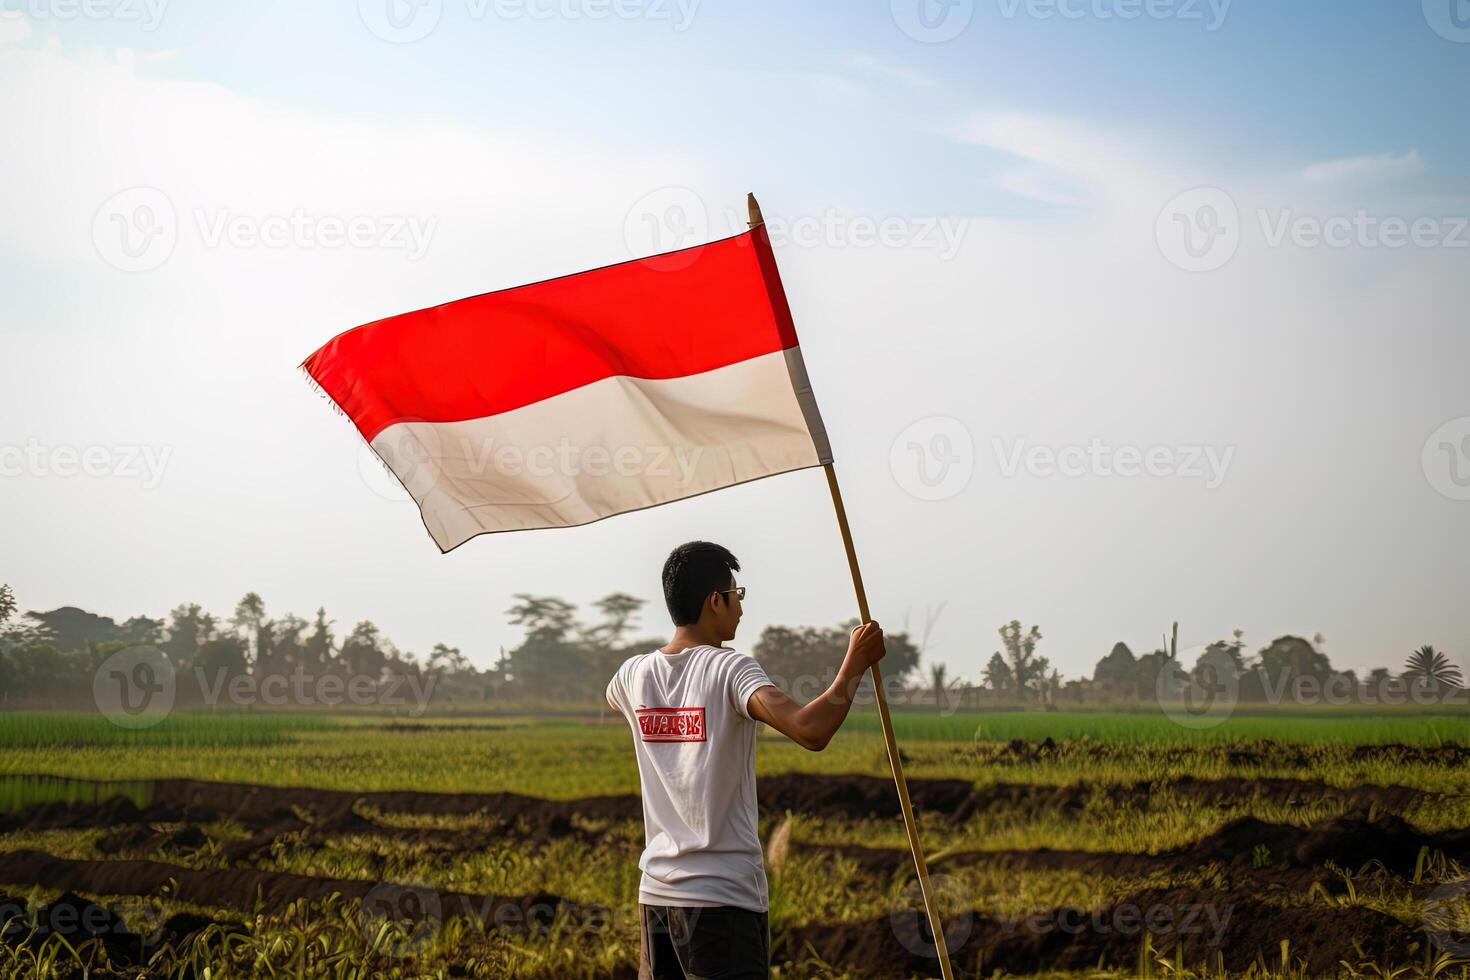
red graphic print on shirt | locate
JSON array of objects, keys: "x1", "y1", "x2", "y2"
[{"x1": 636, "y1": 706, "x2": 706, "y2": 743}]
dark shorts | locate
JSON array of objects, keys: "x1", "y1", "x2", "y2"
[{"x1": 638, "y1": 904, "x2": 770, "y2": 980}]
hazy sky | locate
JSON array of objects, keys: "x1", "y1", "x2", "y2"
[{"x1": 2, "y1": 0, "x2": 1467, "y2": 679}]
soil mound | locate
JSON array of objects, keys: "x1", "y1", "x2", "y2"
[{"x1": 783, "y1": 886, "x2": 1424, "y2": 977}]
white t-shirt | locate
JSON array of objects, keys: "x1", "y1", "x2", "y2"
[{"x1": 605, "y1": 644, "x2": 775, "y2": 912}]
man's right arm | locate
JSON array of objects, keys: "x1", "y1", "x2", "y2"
[
  {"x1": 605, "y1": 668, "x2": 623, "y2": 713},
  {"x1": 746, "y1": 622, "x2": 886, "y2": 752}
]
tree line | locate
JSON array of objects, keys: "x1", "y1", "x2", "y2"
[
  {"x1": 0, "y1": 582, "x2": 1457, "y2": 709},
  {"x1": 0, "y1": 584, "x2": 921, "y2": 708},
  {"x1": 979, "y1": 619, "x2": 1462, "y2": 706}
]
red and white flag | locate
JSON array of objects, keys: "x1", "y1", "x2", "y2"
[{"x1": 302, "y1": 224, "x2": 833, "y2": 553}]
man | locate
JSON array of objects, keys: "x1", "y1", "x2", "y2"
[{"x1": 605, "y1": 541, "x2": 887, "y2": 980}]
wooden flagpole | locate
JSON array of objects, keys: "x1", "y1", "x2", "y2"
[{"x1": 748, "y1": 194, "x2": 955, "y2": 979}]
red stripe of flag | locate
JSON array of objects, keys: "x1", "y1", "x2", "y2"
[{"x1": 303, "y1": 227, "x2": 799, "y2": 443}]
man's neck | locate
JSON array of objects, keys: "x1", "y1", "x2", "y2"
[{"x1": 660, "y1": 625, "x2": 725, "y2": 655}]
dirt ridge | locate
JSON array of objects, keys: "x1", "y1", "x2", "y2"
[
  {"x1": 0, "y1": 849, "x2": 1433, "y2": 978},
  {"x1": 1, "y1": 771, "x2": 1441, "y2": 833}
]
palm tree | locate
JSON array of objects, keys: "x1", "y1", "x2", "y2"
[
  {"x1": 1404, "y1": 645, "x2": 1463, "y2": 688},
  {"x1": 929, "y1": 662, "x2": 950, "y2": 712}
]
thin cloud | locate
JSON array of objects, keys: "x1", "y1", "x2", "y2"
[
  {"x1": 0, "y1": 10, "x2": 33, "y2": 44},
  {"x1": 1302, "y1": 150, "x2": 1424, "y2": 183},
  {"x1": 991, "y1": 167, "x2": 1088, "y2": 209},
  {"x1": 948, "y1": 111, "x2": 1182, "y2": 212},
  {"x1": 840, "y1": 53, "x2": 936, "y2": 89}
]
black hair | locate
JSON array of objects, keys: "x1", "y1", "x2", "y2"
[{"x1": 662, "y1": 541, "x2": 740, "y2": 627}]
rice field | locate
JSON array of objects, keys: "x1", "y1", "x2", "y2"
[
  {"x1": 1, "y1": 707, "x2": 1468, "y2": 978},
  {"x1": 0, "y1": 711, "x2": 332, "y2": 749},
  {"x1": 868, "y1": 707, "x2": 1470, "y2": 745}
]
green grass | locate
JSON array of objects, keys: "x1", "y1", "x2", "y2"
[
  {"x1": 863, "y1": 708, "x2": 1470, "y2": 745},
  {"x1": 0, "y1": 774, "x2": 153, "y2": 813},
  {"x1": 0, "y1": 711, "x2": 333, "y2": 749},
  {"x1": 3, "y1": 707, "x2": 1470, "y2": 978},
  {"x1": 4, "y1": 709, "x2": 1470, "y2": 800}
]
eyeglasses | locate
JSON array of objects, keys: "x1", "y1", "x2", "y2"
[{"x1": 715, "y1": 587, "x2": 746, "y2": 601}]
